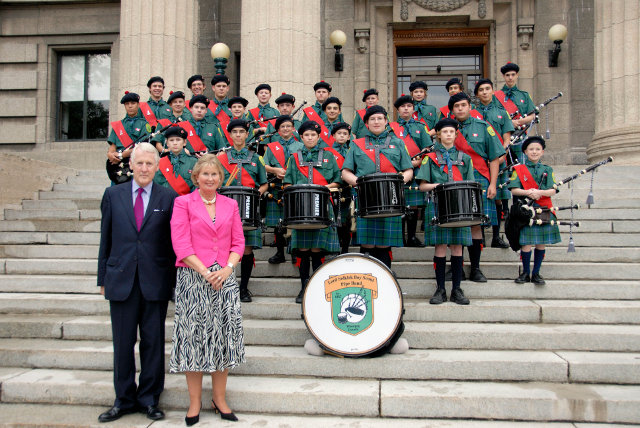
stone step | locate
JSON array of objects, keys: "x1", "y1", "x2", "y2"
[
  {"x1": 38, "y1": 190, "x2": 105, "y2": 200},
  {"x1": 22, "y1": 199, "x2": 101, "y2": 210},
  {"x1": 0, "y1": 219, "x2": 100, "y2": 233},
  {"x1": 66, "y1": 174, "x2": 110, "y2": 185},
  {"x1": 1, "y1": 368, "x2": 638, "y2": 422},
  {"x1": 0, "y1": 403, "x2": 588, "y2": 428},
  {"x1": 1, "y1": 293, "x2": 639, "y2": 325},
  {"x1": 3, "y1": 314, "x2": 638, "y2": 351},
  {"x1": 1, "y1": 275, "x2": 639, "y2": 301},
  {"x1": 52, "y1": 183, "x2": 107, "y2": 193},
  {"x1": 0, "y1": 244, "x2": 99, "y2": 259},
  {"x1": 3, "y1": 258, "x2": 639, "y2": 280},
  {"x1": 3, "y1": 208, "x2": 100, "y2": 221}
]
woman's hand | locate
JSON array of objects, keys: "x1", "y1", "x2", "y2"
[{"x1": 204, "y1": 267, "x2": 233, "y2": 290}]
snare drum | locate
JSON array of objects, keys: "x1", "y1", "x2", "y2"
[
  {"x1": 432, "y1": 180, "x2": 485, "y2": 227},
  {"x1": 302, "y1": 253, "x2": 404, "y2": 357},
  {"x1": 356, "y1": 173, "x2": 405, "y2": 218},
  {"x1": 282, "y1": 184, "x2": 331, "y2": 230},
  {"x1": 218, "y1": 186, "x2": 261, "y2": 230}
]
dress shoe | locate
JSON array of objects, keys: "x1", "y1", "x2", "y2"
[
  {"x1": 295, "y1": 289, "x2": 304, "y2": 304},
  {"x1": 429, "y1": 288, "x2": 447, "y2": 305},
  {"x1": 491, "y1": 236, "x2": 510, "y2": 249},
  {"x1": 469, "y1": 268, "x2": 487, "y2": 283},
  {"x1": 515, "y1": 272, "x2": 530, "y2": 284},
  {"x1": 531, "y1": 273, "x2": 546, "y2": 285},
  {"x1": 268, "y1": 250, "x2": 286, "y2": 264},
  {"x1": 405, "y1": 236, "x2": 425, "y2": 247},
  {"x1": 185, "y1": 404, "x2": 201, "y2": 426},
  {"x1": 445, "y1": 266, "x2": 466, "y2": 281},
  {"x1": 212, "y1": 399, "x2": 238, "y2": 422},
  {"x1": 450, "y1": 288, "x2": 470, "y2": 305},
  {"x1": 240, "y1": 289, "x2": 252, "y2": 302},
  {"x1": 141, "y1": 405, "x2": 164, "y2": 421},
  {"x1": 98, "y1": 406, "x2": 137, "y2": 423}
]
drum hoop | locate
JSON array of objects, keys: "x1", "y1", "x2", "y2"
[
  {"x1": 219, "y1": 186, "x2": 260, "y2": 195},
  {"x1": 301, "y1": 252, "x2": 404, "y2": 357}
]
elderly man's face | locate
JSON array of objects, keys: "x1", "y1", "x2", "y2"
[{"x1": 132, "y1": 150, "x2": 158, "y2": 188}]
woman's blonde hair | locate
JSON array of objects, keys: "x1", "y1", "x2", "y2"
[{"x1": 191, "y1": 154, "x2": 225, "y2": 189}]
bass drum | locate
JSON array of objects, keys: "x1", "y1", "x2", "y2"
[
  {"x1": 356, "y1": 173, "x2": 405, "y2": 218},
  {"x1": 282, "y1": 184, "x2": 331, "y2": 230},
  {"x1": 432, "y1": 180, "x2": 484, "y2": 227},
  {"x1": 218, "y1": 186, "x2": 261, "y2": 231},
  {"x1": 302, "y1": 253, "x2": 404, "y2": 357}
]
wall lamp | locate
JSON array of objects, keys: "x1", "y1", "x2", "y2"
[
  {"x1": 548, "y1": 24, "x2": 568, "y2": 67},
  {"x1": 329, "y1": 30, "x2": 347, "y2": 72},
  {"x1": 211, "y1": 42, "x2": 231, "y2": 75}
]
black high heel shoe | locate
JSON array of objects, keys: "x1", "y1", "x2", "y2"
[
  {"x1": 212, "y1": 399, "x2": 238, "y2": 422},
  {"x1": 185, "y1": 404, "x2": 201, "y2": 426}
]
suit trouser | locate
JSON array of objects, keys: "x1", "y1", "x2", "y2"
[{"x1": 109, "y1": 271, "x2": 168, "y2": 409}]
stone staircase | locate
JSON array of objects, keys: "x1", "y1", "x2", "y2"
[{"x1": 1, "y1": 166, "x2": 640, "y2": 426}]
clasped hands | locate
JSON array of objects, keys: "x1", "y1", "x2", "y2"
[{"x1": 201, "y1": 266, "x2": 233, "y2": 290}]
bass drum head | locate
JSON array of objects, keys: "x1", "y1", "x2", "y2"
[{"x1": 302, "y1": 253, "x2": 403, "y2": 357}]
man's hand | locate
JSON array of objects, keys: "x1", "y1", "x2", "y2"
[
  {"x1": 487, "y1": 184, "x2": 497, "y2": 199},
  {"x1": 99, "y1": 286, "x2": 105, "y2": 296}
]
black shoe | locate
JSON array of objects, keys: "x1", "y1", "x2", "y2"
[
  {"x1": 469, "y1": 268, "x2": 487, "y2": 283},
  {"x1": 445, "y1": 266, "x2": 466, "y2": 281},
  {"x1": 141, "y1": 405, "x2": 164, "y2": 421},
  {"x1": 212, "y1": 399, "x2": 238, "y2": 422},
  {"x1": 185, "y1": 404, "x2": 201, "y2": 426},
  {"x1": 405, "y1": 236, "x2": 425, "y2": 247},
  {"x1": 491, "y1": 236, "x2": 510, "y2": 249},
  {"x1": 268, "y1": 251, "x2": 285, "y2": 264},
  {"x1": 515, "y1": 272, "x2": 530, "y2": 284},
  {"x1": 295, "y1": 289, "x2": 304, "y2": 304},
  {"x1": 240, "y1": 289, "x2": 252, "y2": 302},
  {"x1": 98, "y1": 406, "x2": 137, "y2": 423},
  {"x1": 450, "y1": 288, "x2": 470, "y2": 305},
  {"x1": 531, "y1": 273, "x2": 546, "y2": 285},
  {"x1": 429, "y1": 288, "x2": 447, "y2": 305}
]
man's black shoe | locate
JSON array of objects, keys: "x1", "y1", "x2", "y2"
[
  {"x1": 141, "y1": 405, "x2": 165, "y2": 421},
  {"x1": 515, "y1": 272, "x2": 530, "y2": 284},
  {"x1": 406, "y1": 236, "x2": 425, "y2": 247},
  {"x1": 444, "y1": 266, "x2": 466, "y2": 281},
  {"x1": 450, "y1": 288, "x2": 470, "y2": 305},
  {"x1": 295, "y1": 289, "x2": 304, "y2": 304},
  {"x1": 491, "y1": 236, "x2": 510, "y2": 249},
  {"x1": 531, "y1": 273, "x2": 546, "y2": 285},
  {"x1": 268, "y1": 251, "x2": 286, "y2": 264},
  {"x1": 98, "y1": 406, "x2": 138, "y2": 423},
  {"x1": 429, "y1": 288, "x2": 447, "y2": 305},
  {"x1": 469, "y1": 268, "x2": 487, "y2": 283},
  {"x1": 240, "y1": 289, "x2": 252, "y2": 302}
]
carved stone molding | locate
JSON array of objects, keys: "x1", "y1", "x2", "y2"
[
  {"x1": 400, "y1": 0, "x2": 486, "y2": 21},
  {"x1": 517, "y1": 24, "x2": 534, "y2": 50},
  {"x1": 354, "y1": 27, "x2": 371, "y2": 54}
]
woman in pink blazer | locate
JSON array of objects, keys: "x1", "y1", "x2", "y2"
[{"x1": 169, "y1": 154, "x2": 245, "y2": 425}]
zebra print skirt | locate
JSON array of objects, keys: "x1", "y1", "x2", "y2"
[{"x1": 169, "y1": 264, "x2": 246, "y2": 373}]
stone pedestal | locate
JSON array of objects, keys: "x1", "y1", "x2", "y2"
[
  {"x1": 588, "y1": 0, "x2": 640, "y2": 164},
  {"x1": 117, "y1": 0, "x2": 199, "y2": 116},
  {"x1": 240, "y1": 0, "x2": 321, "y2": 102}
]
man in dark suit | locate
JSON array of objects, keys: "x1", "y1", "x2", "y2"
[{"x1": 97, "y1": 142, "x2": 178, "y2": 422}]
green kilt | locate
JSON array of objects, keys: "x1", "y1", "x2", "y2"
[
  {"x1": 289, "y1": 226, "x2": 339, "y2": 252},
  {"x1": 354, "y1": 216, "x2": 404, "y2": 247},
  {"x1": 520, "y1": 213, "x2": 561, "y2": 245},
  {"x1": 474, "y1": 170, "x2": 498, "y2": 227},
  {"x1": 496, "y1": 169, "x2": 511, "y2": 200},
  {"x1": 265, "y1": 197, "x2": 283, "y2": 227},
  {"x1": 405, "y1": 181, "x2": 426, "y2": 207},
  {"x1": 244, "y1": 228, "x2": 262, "y2": 249},
  {"x1": 424, "y1": 201, "x2": 472, "y2": 245}
]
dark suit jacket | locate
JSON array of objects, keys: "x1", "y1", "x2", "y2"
[{"x1": 97, "y1": 181, "x2": 178, "y2": 301}]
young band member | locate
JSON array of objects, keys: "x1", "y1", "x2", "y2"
[
  {"x1": 450, "y1": 92, "x2": 505, "y2": 282},
  {"x1": 106, "y1": 91, "x2": 150, "y2": 181},
  {"x1": 351, "y1": 88, "x2": 379, "y2": 138},
  {"x1": 342, "y1": 106, "x2": 413, "y2": 269},
  {"x1": 328, "y1": 122, "x2": 353, "y2": 253},
  {"x1": 303, "y1": 81, "x2": 344, "y2": 123},
  {"x1": 265, "y1": 93, "x2": 302, "y2": 135},
  {"x1": 166, "y1": 91, "x2": 192, "y2": 122},
  {"x1": 186, "y1": 74, "x2": 216, "y2": 123},
  {"x1": 437, "y1": 77, "x2": 464, "y2": 120},
  {"x1": 409, "y1": 81, "x2": 438, "y2": 132},
  {"x1": 248, "y1": 83, "x2": 280, "y2": 133},
  {"x1": 318, "y1": 97, "x2": 344, "y2": 147},
  {"x1": 153, "y1": 126, "x2": 197, "y2": 195},
  {"x1": 218, "y1": 119, "x2": 268, "y2": 302},
  {"x1": 283, "y1": 121, "x2": 341, "y2": 303},
  {"x1": 390, "y1": 94, "x2": 433, "y2": 247},
  {"x1": 508, "y1": 136, "x2": 560, "y2": 286},
  {"x1": 229, "y1": 96, "x2": 249, "y2": 120},
  {"x1": 474, "y1": 78, "x2": 515, "y2": 249},
  {"x1": 209, "y1": 74, "x2": 233, "y2": 136},
  {"x1": 417, "y1": 118, "x2": 473, "y2": 305},
  {"x1": 139, "y1": 76, "x2": 173, "y2": 126},
  {"x1": 263, "y1": 115, "x2": 304, "y2": 264}
]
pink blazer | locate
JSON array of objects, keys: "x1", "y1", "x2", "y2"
[{"x1": 171, "y1": 190, "x2": 245, "y2": 268}]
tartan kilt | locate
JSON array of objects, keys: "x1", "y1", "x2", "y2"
[
  {"x1": 496, "y1": 169, "x2": 512, "y2": 200},
  {"x1": 244, "y1": 228, "x2": 262, "y2": 249},
  {"x1": 519, "y1": 213, "x2": 562, "y2": 245},
  {"x1": 424, "y1": 202, "x2": 472, "y2": 245},
  {"x1": 474, "y1": 170, "x2": 498, "y2": 226},
  {"x1": 265, "y1": 198, "x2": 283, "y2": 227},
  {"x1": 289, "y1": 226, "x2": 340, "y2": 252},
  {"x1": 405, "y1": 182, "x2": 426, "y2": 207},
  {"x1": 354, "y1": 216, "x2": 404, "y2": 247}
]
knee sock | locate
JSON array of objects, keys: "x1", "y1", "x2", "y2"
[
  {"x1": 311, "y1": 253, "x2": 323, "y2": 272},
  {"x1": 532, "y1": 249, "x2": 545, "y2": 275},
  {"x1": 492, "y1": 224, "x2": 500, "y2": 240},
  {"x1": 240, "y1": 253, "x2": 254, "y2": 291},
  {"x1": 298, "y1": 252, "x2": 311, "y2": 289},
  {"x1": 468, "y1": 239, "x2": 483, "y2": 270},
  {"x1": 520, "y1": 250, "x2": 531, "y2": 274},
  {"x1": 275, "y1": 229, "x2": 286, "y2": 253},
  {"x1": 338, "y1": 224, "x2": 351, "y2": 253},
  {"x1": 451, "y1": 255, "x2": 464, "y2": 290},
  {"x1": 381, "y1": 248, "x2": 392, "y2": 269},
  {"x1": 434, "y1": 256, "x2": 446, "y2": 290},
  {"x1": 501, "y1": 200, "x2": 510, "y2": 221},
  {"x1": 407, "y1": 215, "x2": 418, "y2": 239}
]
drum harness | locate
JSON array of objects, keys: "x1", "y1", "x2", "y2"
[
  {"x1": 364, "y1": 134, "x2": 392, "y2": 173},
  {"x1": 427, "y1": 150, "x2": 465, "y2": 207}
]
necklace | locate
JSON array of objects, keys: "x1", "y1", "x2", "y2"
[{"x1": 199, "y1": 190, "x2": 216, "y2": 205}]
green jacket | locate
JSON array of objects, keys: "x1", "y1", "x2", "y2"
[
  {"x1": 153, "y1": 150, "x2": 197, "y2": 191},
  {"x1": 416, "y1": 143, "x2": 474, "y2": 183},
  {"x1": 283, "y1": 144, "x2": 341, "y2": 185},
  {"x1": 342, "y1": 129, "x2": 413, "y2": 176}
]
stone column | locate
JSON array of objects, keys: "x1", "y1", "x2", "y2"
[
  {"x1": 588, "y1": 0, "x2": 640, "y2": 164},
  {"x1": 116, "y1": 0, "x2": 199, "y2": 117},
  {"x1": 240, "y1": 0, "x2": 321, "y2": 103}
]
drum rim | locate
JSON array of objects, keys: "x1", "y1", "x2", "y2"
[
  {"x1": 356, "y1": 172, "x2": 404, "y2": 183},
  {"x1": 301, "y1": 252, "x2": 404, "y2": 358},
  {"x1": 218, "y1": 186, "x2": 260, "y2": 194},
  {"x1": 283, "y1": 183, "x2": 331, "y2": 193},
  {"x1": 435, "y1": 180, "x2": 482, "y2": 190}
]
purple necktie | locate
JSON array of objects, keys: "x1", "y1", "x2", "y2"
[{"x1": 134, "y1": 187, "x2": 144, "y2": 231}]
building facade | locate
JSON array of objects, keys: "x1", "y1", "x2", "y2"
[{"x1": 0, "y1": 0, "x2": 637, "y2": 167}]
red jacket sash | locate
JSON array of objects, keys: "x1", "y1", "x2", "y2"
[
  {"x1": 159, "y1": 156, "x2": 191, "y2": 196},
  {"x1": 454, "y1": 131, "x2": 491, "y2": 181},
  {"x1": 469, "y1": 110, "x2": 504, "y2": 145},
  {"x1": 324, "y1": 146, "x2": 344, "y2": 169},
  {"x1": 157, "y1": 118, "x2": 172, "y2": 128},
  {"x1": 353, "y1": 138, "x2": 396, "y2": 173},
  {"x1": 389, "y1": 122, "x2": 421, "y2": 158},
  {"x1": 514, "y1": 164, "x2": 553, "y2": 209},
  {"x1": 218, "y1": 152, "x2": 257, "y2": 188},
  {"x1": 177, "y1": 121, "x2": 207, "y2": 152},
  {"x1": 292, "y1": 152, "x2": 329, "y2": 186},
  {"x1": 249, "y1": 107, "x2": 271, "y2": 128},
  {"x1": 208, "y1": 100, "x2": 232, "y2": 143},
  {"x1": 110, "y1": 120, "x2": 135, "y2": 149},
  {"x1": 426, "y1": 152, "x2": 463, "y2": 181},
  {"x1": 139, "y1": 102, "x2": 158, "y2": 127},
  {"x1": 303, "y1": 107, "x2": 334, "y2": 145},
  {"x1": 440, "y1": 106, "x2": 452, "y2": 119},
  {"x1": 494, "y1": 90, "x2": 522, "y2": 119},
  {"x1": 267, "y1": 142, "x2": 287, "y2": 169}
]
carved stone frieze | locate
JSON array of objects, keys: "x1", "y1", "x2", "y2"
[{"x1": 400, "y1": 0, "x2": 486, "y2": 21}]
